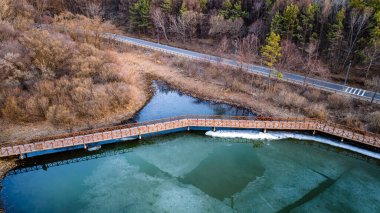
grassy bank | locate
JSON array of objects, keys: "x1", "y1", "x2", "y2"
[
  {"x1": 122, "y1": 46, "x2": 380, "y2": 134},
  {"x1": 0, "y1": 12, "x2": 152, "y2": 145}
]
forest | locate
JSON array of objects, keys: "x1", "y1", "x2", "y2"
[{"x1": 16, "y1": 0, "x2": 379, "y2": 86}]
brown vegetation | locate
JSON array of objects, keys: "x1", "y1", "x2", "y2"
[
  {"x1": 0, "y1": 0, "x2": 379, "y2": 144},
  {"x1": 122, "y1": 45, "x2": 380, "y2": 133},
  {"x1": 0, "y1": 1, "x2": 149, "y2": 143}
]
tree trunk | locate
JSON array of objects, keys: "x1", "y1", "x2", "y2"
[{"x1": 365, "y1": 59, "x2": 373, "y2": 79}]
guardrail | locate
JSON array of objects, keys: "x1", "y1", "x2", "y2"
[
  {"x1": 108, "y1": 34, "x2": 379, "y2": 104},
  {"x1": 1, "y1": 115, "x2": 379, "y2": 158}
]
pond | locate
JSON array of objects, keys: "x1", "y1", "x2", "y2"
[{"x1": 1, "y1": 82, "x2": 380, "y2": 213}]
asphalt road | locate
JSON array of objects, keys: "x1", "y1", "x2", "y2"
[{"x1": 108, "y1": 34, "x2": 380, "y2": 103}]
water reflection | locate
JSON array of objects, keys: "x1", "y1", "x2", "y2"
[{"x1": 129, "y1": 81, "x2": 254, "y2": 123}]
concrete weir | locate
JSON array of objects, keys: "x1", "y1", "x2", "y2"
[{"x1": 0, "y1": 115, "x2": 379, "y2": 158}]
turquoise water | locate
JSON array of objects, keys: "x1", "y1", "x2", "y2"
[{"x1": 1, "y1": 82, "x2": 380, "y2": 212}]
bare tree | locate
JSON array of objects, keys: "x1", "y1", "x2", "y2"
[
  {"x1": 169, "y1": 15, "x2": 187, "y2": 43},
  {"x1": 86, "y1": 1, "x2": 104, "y2": 18},
  {"x1": 241, "y1": 33, "x2": 260, "y2": 55},
  {"x1": 208, "y1": 15, "x2": 243, "y2": 39},
  {"x1": 151, "y1": 7, "x2": 168, "y2": 42},
  {"x1": 169, "y1": 11, "x2": 200, "y2": 43},
  {"x1": 363, "y1": 43, "x2": 380, "y2": 79},
  {"x1": 342, "y1": 8, "x2": 372, "y2": 69},
  {"x1": 303, "y1": 42, "x2": 317, "y2": 87}
]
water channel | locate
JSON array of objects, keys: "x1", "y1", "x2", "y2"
[{"x1": 1, "y1": 82, "x2": 380, "y2": 213}]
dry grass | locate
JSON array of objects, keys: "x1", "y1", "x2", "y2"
[
  {"x1": 0, "y1": 17, "x2": 150, "y2": 144},
  {"x1": 305, "y1": 104, "x2": 328, "y2": 120},
  {"x1": 343, "y1": 113, "x2": 363, "y2": 129},
  {"x1": 121, "y1": 46, "x2": 380, "y2": 133},
  {"x1": 366, "y1": 112, "x2": 380, "y2": 133},
  {"x1": 327, "y1": 93, "x2": 353, "y2": 110},
  {"x1": 275, "y1": 90, "x2": 307, "y2": 109}
]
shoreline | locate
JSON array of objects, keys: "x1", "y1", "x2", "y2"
[{"x1": 0, "y1": 158, "x2": 18, "y2": 212}]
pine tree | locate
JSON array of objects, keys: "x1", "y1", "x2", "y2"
[
  {"x1": 180, "y1": 1, "x2": 187, "y2": 15},
  {"x1": 282, "y1": 3, "x2": 299, "y2": 40},
  {"x1": 130, "y1": 0, "x2": 151, "y2": 32},
  {"x1": 261, "y1": 31, "x2": 282, "y2": 88},
  {"x1": 219, "y1": 0, "x2": 233, "y2": 18},
  {"x1": 161, "y1": 0, "x2": 172, "y2": 14},
  {"x1": 327, "y1": 8, "x2": 345, "y2": 65},
  {"x1": 364, "y1": 11, "x2": 380, "y2": 78},
  {"x1": 219, "y1": 0, "x2": 247, "y2": 20},
  {"x1": 350, "y1": 0, "x2": 367, "y2": 10},
  {"x1": 271, "y1": 11, "x2": 283, "y2": 34},
  {"x1": 297, "y1": 3, "x2": 319, "y2": 50},
  {"x1": 199, "y1": 0, "x2": 207, "y2": 12},
  {"x1": 232, "y1": 2, "x2": 247, "y2": 19}
]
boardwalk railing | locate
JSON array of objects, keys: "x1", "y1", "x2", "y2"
[{"x1": 1, "y1": 115, "x2": 379, "y2": 158}]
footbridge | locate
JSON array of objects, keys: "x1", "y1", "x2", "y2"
[{"x1": 1, "y1": 115, "x2": 379, "y2": 158}]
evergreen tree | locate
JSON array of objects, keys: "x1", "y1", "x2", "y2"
[
  {"x1": 130, "y1": 0, "x2": 151, "y2": 32},
  {"x1": 364, "y1": 11, "x2": 380, "y2": 78},
  {"x1": 261, "y1": 31, "x2": 282, "y2": 88},
  {"x1": 219, "y1": 0, "x2": 248, "y2": 20},
  {"x1": 282, "y1": 4, "x2": 299, "y2": 40},
  {"x1": 349, "y1": 0, "x2": 367, "y2": 10},
  {"x1": 271, "y1": 11, "x2": 283, "y2": 34},
  {"x1": 297, "y1": 3, "x2": 319, "y2": 47},
  {"x1": 371, "y1": 11, "x2": 380, "y2": 38},
  {"x1": 199, "y1": 0, "x2": 207, "y2": 12},
  {"x1": 232, "y1": 2, "x2": 247, "y2": 19},
  {"x1": 161, "y1": 0, "x2": 172, "y2": 14},
  {"x1": 180, "y1": 1, "x2": 187, "y2": 15},
  {"x1": 327, "y1": 8, "x2": 345, "y2": 65}
]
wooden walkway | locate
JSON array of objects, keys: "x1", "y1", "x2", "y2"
[{"x1": 1, "y1": 115, "x2": 379, "y2": 158}]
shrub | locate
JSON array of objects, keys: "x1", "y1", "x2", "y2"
[
  {"x1": 305, "y1": 104, "x2": 327, "y2": 120},
  {"x1": 25, "y1": 95, "x2": 49, "y2": 120},
  {"x1": 171, "y1": 58, "x2": 188, "y2": 69},
  {"x1": 0, "y1": 21, "x2": 17, "y2": 41},
  {"x1": 276, "y1": 90, "x2": 307, "y2": 109},
  {"x1": 366, "y1": 112, "x2": 380, "y2": 133},
  {"x1": 344, "y1": 113, "x2": 363, "y2": 129},
  {"x1": 327, "y1": 93, "x2": 352, "y2": 110},
  {"x1": 303, "y1": 89, "x2": 321, "y2": 102},
  {"x1": 105, "y1": 83, "x2": 131, "y2": 108},
  {"x1": 1, "y1": 96, "x2": 25, "y2": 121},
  {"x1": 46, "y1": 105, "x2": 75, "y2": 125}
]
